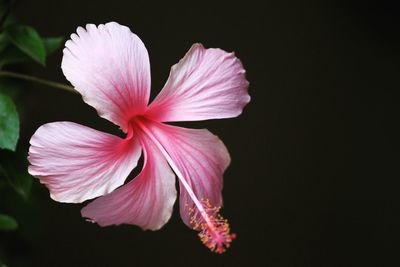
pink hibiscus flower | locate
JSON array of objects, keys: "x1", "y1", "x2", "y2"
[{"x1": 28, "y1": 22, "x2": 250, "y2": 253}]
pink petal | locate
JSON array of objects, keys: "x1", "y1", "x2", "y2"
[
  {"x1": 28, "y1": 122, "x2": 141, "y2": 203},
  {"x1": 81, "y1": 135, "x2": 176, "y2": 231},
  {"x1": 146, "y1": 43, "x2": 250, "y2": 122},
  {"x1": 142, "y1": 121, "x2": 231, "y2": 228},
  {"x1": 61, "y1": 22, "x2": 151, "y2": 132}
]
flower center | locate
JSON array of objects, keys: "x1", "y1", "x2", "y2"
[{"x1": 132, "y1": 118, "x2": 235, "y2": 253}]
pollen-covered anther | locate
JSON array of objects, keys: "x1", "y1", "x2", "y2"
[{"x1": 189, "y1": 199, "x2": 236, "y2": 254}]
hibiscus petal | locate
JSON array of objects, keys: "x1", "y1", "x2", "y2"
[
  {"x1": 28, "y1": 122, "x2": 141, "y2": 203},
  {"x1": 142, "y1": 121, "x2": 230, "y2": 228},
  {"x1": 81, "y1": 136, "x2": 176, "y2": 231},
  {"x1": 146, "y1": 43, "x2": 250, "y2": 122},
  {"x1": 61, "y1": 22, "x2": 150, "y2": 131}
]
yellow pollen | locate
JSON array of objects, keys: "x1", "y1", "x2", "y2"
[{"x1": 188, "y1": 199, "x2": 236, "y2": 254}]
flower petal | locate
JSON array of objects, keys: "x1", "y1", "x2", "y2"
[
  {"x1": 28, "y1": 122, "x2": 141, "y2": 203},
  {"x1": 81, "y1": 135, "x2": 176, "y2": 231},
  {"x1": 146, "y1": 43, "x2": 250, "y2": 122},
  {"x1": 61, "y1": 22, "x2": 151, "y2": 131},
  {"x1": 143, "y1": 121, "x2": 230, "y2": 228}
]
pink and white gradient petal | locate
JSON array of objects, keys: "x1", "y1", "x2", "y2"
[
  {"x1": 62, "y1": 22, "x2": 151, "y2": 132},
  {"x1": 146, "y1": 43, "x2": 250, "y2": 122},
  {"x1": 28, "y1": 122, "x2": 141, "y2": 203},
  {"x1": 142, "y1": 121, "x2": 231, "y2": 228},
  {"x1": 81, "y1": 136, "x2": 177, "y2": 231}
]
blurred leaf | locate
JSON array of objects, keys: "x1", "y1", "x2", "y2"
[
  {"x1": 5, "y1": 24, "x2": 46, "y2": 66},
  {"x1": 0, "y1": 93, "x2": 19, "y2": 151},
  {"x1": 0, "y1": 32, "x2": 62, "y2": 67},
  {"x1": 0, "y1": 78, "x2": 22, "y2": 99},
  {"x1": 0, "y1": 0, "x2": 13, "y2": 23},
  {"x1": 3, "y1": 181, "x2": 42, "y2": 241},
  {"x1": 0, "y1": 0, "x2": 12, "y2": 11},
  {"x1": 43, "y1": 36, "x2": 64, "y2": 55},
  {"x1": 2, "y1": 13, "x2": 17, "y2": 28},
  {"x1": 0, "y1": 44, "x2": 31, "y2": 67},
  {"x1": 0, "y1": 213, "x2": 17, "y2": 231},
  {"x1": 0, "y1": 33, "x2": 9, "y2": 53},
  {"x1": 0, "y1": 0, "x2": 9, "y2": 12},
  {"x1": 0, "y1": 151, "x2": 33, "y2": 199}
]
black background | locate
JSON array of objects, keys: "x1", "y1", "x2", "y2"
[{"x1": 3, "y1": 0, "x2": 399, "y2": 266}]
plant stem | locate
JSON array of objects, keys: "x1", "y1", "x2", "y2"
[{"x1": 0, "y1": 70, "x2": 76, "y2": 93}]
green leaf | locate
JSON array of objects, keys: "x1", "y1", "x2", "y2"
[
  {"x1": 0, "y1": 213, "x2": 18, "y2": 230},
  {"x1": 0, "y1": 78, "x2": 22, "y2": 99},
  {"x1": 0, "y1": 36, "x2": 64, "y2": 67},
  {"x1": 0, "y1": 93, "x2": 19, "y2": 151},
  {"x1": 0, "y1": 151, "x2": 33, "y2": 199},
  {"x1": 5, "y1": 24, "x2": 46, "y2": 66},
  {"x1": 0, "y1": 43, "x2": 32, "y2": 67},
  {"x1": 43, "y1": 36, "x2": 64, "y2": 55}
]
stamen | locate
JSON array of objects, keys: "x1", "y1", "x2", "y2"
[
  {"x1": 187, "y1": 199, "x2": 236, "y2": 254},
  {"x1": 133, "y1": 119, "x2": 236, "y2": 253}
]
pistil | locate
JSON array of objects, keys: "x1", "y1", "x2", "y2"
[{"x1": 133, "y1": 118, "x2": 235, "y2": 253}]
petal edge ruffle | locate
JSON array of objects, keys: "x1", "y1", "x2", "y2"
[
  {"x1": 147, "y1": 43, "x2": 250, "y2": 122},
  {"x1": 62, "y1": 22, "x2": 151, "y2": 131}
]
